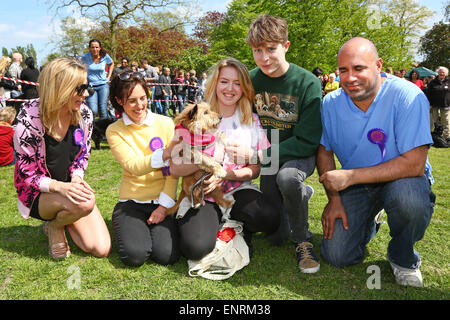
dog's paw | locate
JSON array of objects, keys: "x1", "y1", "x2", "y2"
[{"x1": 215, "y1": 166, "x2": 227, "y2": 179}]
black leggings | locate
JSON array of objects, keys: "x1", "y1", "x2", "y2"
[
  {"x1": 112, "y1": 200, "x2": 180, "y2": 267},
  {"x1": 177, "y1": 189, "x2": 280, "y2": 260}
]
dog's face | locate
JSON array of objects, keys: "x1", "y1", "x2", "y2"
[{"x1": 175, "y1": 103, "x2": 221, "y2": 133}]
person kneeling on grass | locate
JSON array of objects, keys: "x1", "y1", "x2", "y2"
[
  {"x1": 317, "y1": 37, "x2": 435, "y2": 287},
  {"x1": 106, "y1": 70, "x2": 180, "y2": 267},
  {"x1": 13, "y1": 57, "x2": 111, "y2": 259}
]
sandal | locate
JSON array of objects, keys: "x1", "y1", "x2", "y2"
[
  {"x1": 49, "y1": 241, "x2": 71, "y2": 259},
  {"x1": 46, "y1": 222, "x2": 71, "y2": 259}
]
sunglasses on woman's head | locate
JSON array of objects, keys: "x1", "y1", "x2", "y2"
[
  {"x1": 76, "y1": 83, "x2": 94, "y2": 96},
  {"x1": 118, "y1": 71, "x2": 144, "y2": 81}
]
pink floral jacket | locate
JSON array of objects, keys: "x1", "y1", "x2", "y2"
[{"x1": 13, "y1": 99, "x2": 93, "y2": 218}]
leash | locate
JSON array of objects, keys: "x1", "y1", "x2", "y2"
[{"x1": 190, "y1": 172, "x2": 212, "y2": 208}]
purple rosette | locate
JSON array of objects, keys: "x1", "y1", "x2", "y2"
[
  {"x1": 149, "y1": 137, "x2": 164, "y2": 151},
  {"x1": 367, "y1": 128, "x2": 387, "y2": 163},
  {"x1": 149, "y1": 136, "x2": 170, "y2": 176}
]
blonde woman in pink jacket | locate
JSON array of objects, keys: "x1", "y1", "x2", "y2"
[{"x1": 13, "y1": 58, "x2": 111, "y2": 259}]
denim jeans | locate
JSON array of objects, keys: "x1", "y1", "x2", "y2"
[
  {"x1": 261, "y1": 156, "x2": 316, "y2": 245},
  {"x1": 321, "y1": 175, "x2": 434, "y2": 269},
  {"x1": 162, "y1": 95, "x2": 170, "y2": 116},
  {"x1": 152, "y1": 96, "x2": 163, "y2": 114},
  {"x1": 177, "y1": 94, "x2": 185, "y2": 112},
  {"x1": 86, "y1": 83, "x2": 109, "y2": 119}
]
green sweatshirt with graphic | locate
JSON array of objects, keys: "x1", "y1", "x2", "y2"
[{"x1": 250, "y1": 63, "x2": 322, "y2": 167}]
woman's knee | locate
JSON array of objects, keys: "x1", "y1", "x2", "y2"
[
  {"x1": 118, "y1": 246, "x2": 149, "y2": 267},
  {"x1": 74, "y1": 196, "x2": 96, "y2": 218},
  {"x1": 181, "y1": 237, "x2": 215, "y2": 261},
  {"x1": 87, "y1": 238, "x2": 112, "y2": 258}
]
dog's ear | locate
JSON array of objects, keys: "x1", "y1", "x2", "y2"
[{"x1": 188, "y1": 104, "x2": 198, "y2": 120}]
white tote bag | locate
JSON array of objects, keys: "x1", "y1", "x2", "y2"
[{"x1": 187, "y1": 219, "x2": 250, "y2": 280}]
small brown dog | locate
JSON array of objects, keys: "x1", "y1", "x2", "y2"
[{"x1": 166, "y1": 103, "x2": 235, "y2": 215}]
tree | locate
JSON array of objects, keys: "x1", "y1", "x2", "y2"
[
  {"x1": 47, "y1": 0, "x2": 190, "y2": 59},
  {"x1": 52, "y1": 16, "x2": 94, "y2": 57},
  {"x1": 205, "y1": 0, "x2": 434, "y2": 73},
  {"x1": 193, "y1": 11, "x2": 227, "y2": 47},
  {"x1": 89, "y1": 22, "x2": 201, "y2": 67},
  {"x1": 378, "y1": 0, "x2": 435, "y2": 59},
  {"x1": 419, "y1": 10, "x2": 450, "y2": 70},
  {"x1": 2, "y1": 44, "x2": 38, "y2": 68}
]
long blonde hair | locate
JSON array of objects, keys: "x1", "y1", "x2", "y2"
[
  {"x1": 38, "y1": 57, "x2": 87, "y2": 136},
  {"x1": 205, "y1": 57, "x2": 255, "y2": 125},
  {"x1": 0, "y1": 56, "x2": 12, "y2": 75}
]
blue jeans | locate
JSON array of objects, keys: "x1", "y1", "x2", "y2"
[
  {"x1": 321, "y1": 175, "x2": 434, "y2": 269},
  {"x1": 177, "y1": 94, "x2": 185, "y2": 112},
  {"x1": 152, "y1": 96, "x2": 163, "y2": 115},
  {"x1": 86, "y1": 83, "x2": 109, "y2": 119},
  {"x1": 162, "y1": 95, "x2": 170, "y2": 116}
]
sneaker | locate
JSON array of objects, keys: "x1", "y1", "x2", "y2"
[
  {"x1": 306, "y1": 185, "x2": 314, "y2": 200},
  {"x1": 390, "y1": 261, "x2": 423, "y2": 287},
  {"x1": 296, "y1": 241, "x2": 320, "y2": 274},
  {"x1": 374, "y1": 209, "x2": 386, "y2": 233}
]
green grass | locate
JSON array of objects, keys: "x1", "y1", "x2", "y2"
[{"x1": 0, "y1": 144, "x2": 448, "y2": 300}]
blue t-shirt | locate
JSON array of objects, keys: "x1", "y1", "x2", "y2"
[
  {"x1": 321, "y1": 74, "x2": 433, "y2": 182},
  {"x1": 81, "y1": 52, "x2": 113, "y2": 86}
]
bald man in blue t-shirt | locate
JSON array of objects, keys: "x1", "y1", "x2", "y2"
[{"x1": 317, "y1": 37, "x2": 434, "y2": 287}]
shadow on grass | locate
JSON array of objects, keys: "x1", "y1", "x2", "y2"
[
  {"x1": 1, "y1": 225, "x2": 448, "y2": 300},
  {"x1": 162, "y1": 232, "x2": 450, "y2": 300}
]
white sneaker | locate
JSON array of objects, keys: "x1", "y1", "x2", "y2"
[
  {"x1": 390, "y1": 261, "x2": 423, "y2": 287},
  {"x1": 306, "y1": 185, "x2": 314, "y2": 201}
]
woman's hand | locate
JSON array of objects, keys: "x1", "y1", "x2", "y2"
[
  {"x1": 147, "y1": 205, "x2": 168, "y2": 224},
  {"x1": 225, "y1": 143, "x2": 255, "y2": 165},
  {"x1": 53, "y1": 180, "x2": 94, "y2": 205},
  {"x1": 203, "y1": 174, "x2": 224, "y2": 195}
]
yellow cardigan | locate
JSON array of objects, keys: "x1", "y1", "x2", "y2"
[{"x1": 106, "y1": 114, "x2": 178, "y2": 203}]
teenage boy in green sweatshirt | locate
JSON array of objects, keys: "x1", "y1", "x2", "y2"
[{"x1": 247, "y1": 14, "x2": 323, "y2": 273}]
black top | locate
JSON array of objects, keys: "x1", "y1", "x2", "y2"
[
  {"x1": 44, "y1": 125, "x2": 80, "y2": 182},
  {"x1": 427, "y1": 76, "x2": 449, "y2": 108},
  {"x1": 20, "y1": 68, "x2": 40, "y2": 99}
]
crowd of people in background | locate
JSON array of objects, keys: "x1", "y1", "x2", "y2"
[
  {"x1": 311, "y1": 64, "x2": 450, "y2": 146},
  {"x1": 0, "y1": 45, "x2": 449, "y2": 173},
  {"x1": 0, "y1": 10, "x2": 447, "y2": 290},
  {"x1": 109, "y1": 55, "x2": 207, "y2": 118}
]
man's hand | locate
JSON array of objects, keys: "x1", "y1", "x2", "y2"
[
  {"x1": 321, "y1": 197, "x2": 349, "y2": 239},
  {"x1": 319, "y1": 169, "x2": 353, "y2": 193}
]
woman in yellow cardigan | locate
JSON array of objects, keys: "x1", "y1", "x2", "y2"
[{"x1": 106, "y1": 70, "x2": 180, "y2": 267}]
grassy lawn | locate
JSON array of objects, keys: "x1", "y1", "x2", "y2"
[{"x1": 0, "y1": 144, "x2": 448, "y2": 300}]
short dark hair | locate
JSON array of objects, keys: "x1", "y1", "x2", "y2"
[
  {"x1": 312, "y1": 67, "x2": 323, "y2": 77},
  {"x1": 25, "y1": 57, "x2": 36, "y2": 69},
  {"x1": 109, "y1": 69, "x2": 149, "y2": 114}
]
